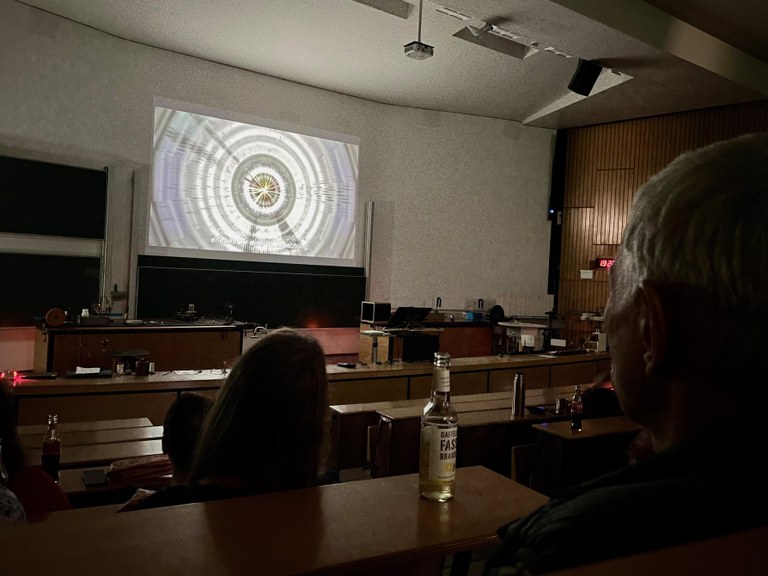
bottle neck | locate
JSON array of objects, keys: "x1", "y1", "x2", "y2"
[
  {"x1": 45, "y1": 421, "x2": 59, "y2": 442},
  {"x1": 432, "y1": 366, "x2": 450, "y2": 392},
  {"x1": 431, "y1": 365, "x2": 451, "y2": 405}
]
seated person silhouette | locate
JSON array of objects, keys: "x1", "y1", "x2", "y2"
[
  {"x1": 484, "y1": 133, "x2": 768, "y2": 574},
  {"x1": 118, "y1": 391, "x2": 214, "y2": 511},
  {"x1": 581, "y1": 372, "x2": 623, "y2": 419},
  {"x1": 132, "y1": 328, "x2": 330, "y2": 510},
  {"x1": 0, "y1": 382, "x2": 71, "y2": 520},
  {"x1": 162, "y1": 392, "x2": 214, "y2": 485}
]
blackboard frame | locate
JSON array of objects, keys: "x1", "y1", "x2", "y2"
[{"x1": 0, "y1": 154, "x2": 107, "y2": 326}]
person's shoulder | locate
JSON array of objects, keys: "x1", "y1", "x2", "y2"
[
  {"x1": 486, "y1": 454, "x2": 768, "y2": 575},
  {"x1": 0, "y1": 484, "x2": 27, "y2": 524},
  {"x1": 8, "y1": 466, "x2": 71, "y2": 513},
  {"x1": 12, "y1": 465, "x2": 57, "y2": 486}
]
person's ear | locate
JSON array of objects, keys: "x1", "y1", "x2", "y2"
[{"x1": 638, "y1": 280, "x2": 668, "y2": 378}]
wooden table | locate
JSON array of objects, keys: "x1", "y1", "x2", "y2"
[
  {"x1": 25, "y1": 439, "x2": 164, "y2": 469},
  {"x1": 456, "y1": 409, "x2": 570, "y2": 478},
  {"x1": 374, "y1": 402, "x2": 570, "y2": 478},
  {"x1": 530, "y1": 416, "x2": 643, "y2": 496},
  {"x1": 532, "y1": 416, "x2": 642, "y2": 440},
  {"x1": 330, "y1": 391, "x2": 519, "y2": 470},
  {"x1": 11, "y1": 352, "x2": 610, "y2": 425},
  {"x1": 56, "y1": 465, "x2": 173, "y2": 509},
  {"x1": 17, "y1": 417, "x2": 154, "y2": 436},
  {"x1": 4, "y1": 466, "x2": 549, "y2": 576},
  {"x1": 17, "y1": 417, "x2": 168, "y2": 507},
  {"x1": 333, "y1": 385, "x2": 577, "y2": 473},
  {"x1": 20, "y1": 425, "x2": 164, "y2": 449}
]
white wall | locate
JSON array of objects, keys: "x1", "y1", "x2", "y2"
[{"x1": 0, "y1": 1, "x2": 555, "y2": 369}]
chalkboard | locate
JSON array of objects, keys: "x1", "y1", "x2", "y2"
[
  {"x1": 0, "y1": 253, "x2": 101, "y2": 327},
  {"x1": 136, "y1": 256, "x2": 366, "y2": 328},
  {"x1": 0, "y1": 155, "x2": 107, "y2": 239},
  {"x1": 0, "y1": 155, "x2": 107, "y2": 326}
]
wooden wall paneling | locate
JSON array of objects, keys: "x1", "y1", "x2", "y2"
[
  {"x1": 556, "y1": 100, "x2": 768, "y2": 348},
  {"x1": 594, "y1": 169, "x2": 634, "y2": 245},
  {"x1": 439, "y1": 327, "x2": 493, "y2": 358},
  {"x1": 558, "y1": 207, "x2": 598, "y2": 346},
  {"x1": 44, "y1": 329, "x2": 243, "y2": 373}
]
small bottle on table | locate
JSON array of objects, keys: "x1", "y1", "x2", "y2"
[
  {"x1": 419, "y1": 352, "x2": 458, "y2": 502},
  {"x1": 570, "y1": 385, "x2": 584, "y2": 432},
  {"x1": 511, "y1": 372, "x2": 526, "y2": 417},
  {"x1": 41, "y1": 414, "x2": 61, "y2": 481}
]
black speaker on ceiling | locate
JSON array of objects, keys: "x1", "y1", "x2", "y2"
[{"x1": 568, "y1": 59, "x2": 603, "y2": 96}]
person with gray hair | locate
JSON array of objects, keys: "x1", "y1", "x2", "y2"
[{"x1": 484, "y1": 133, "x2": 768, "y2": 575}]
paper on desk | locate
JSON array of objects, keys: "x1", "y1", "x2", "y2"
[
  {"x1": 174, "y1": 370, "x2": 202, "y2": 375},
  {"x1": 75, "y1": 366, "x2": 102, "y2": 374}
]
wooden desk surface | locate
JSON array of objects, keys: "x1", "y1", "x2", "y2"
[
  {"x1": 330, "y1": 390, "x2": 516, "y2": 415},
  {"x1": 58, "y1": 466, "x2": 172, "y2": 499},
  {"x1": 20, "y1": 425, "x2": 164, "y2": 449},
  {"x1": 11, "y1": 352, "x2": 610, "y2": 393},
  {"x1": 5, "y1": 466, "x2": 548, "y2": 576},
  {"x1": 26, "y1": 439, "x2": 164, "y2": 469},
  {"x1": 10, "y1": 369, "x2": 227, "y2": 396},
  {"x1": 17, "y1": 417, "x2": 154, "y2": 436},
  {"x1": 533, "y1": 416, "x2": 642, "y2": 440},
  {"x1": 325, "y1": 352, "x2": 610, "y2": 380},
  {"x1": 377, "y1": 385, "x2": 576, "y2": 421},
  {"x1": 456, "y1": 409, "x2": 569, "y2": 428}
]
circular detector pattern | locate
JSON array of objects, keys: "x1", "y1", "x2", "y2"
[{"x1": 150, "y1": 107, "x2": 357, "y2": 259}]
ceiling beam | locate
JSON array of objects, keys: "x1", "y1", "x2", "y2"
[{"x1": 550, "y1": 0, "x2": 768, "y2": 96}]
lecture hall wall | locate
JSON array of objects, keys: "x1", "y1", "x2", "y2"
[{"x1": 0, "y1": 0, "x2": 554, "y2": 369}]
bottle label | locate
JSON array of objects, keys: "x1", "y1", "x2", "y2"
[
  {"x1": 433, "y1": 368, "x2": 450, "y2": 393},
  {"x1": 421, "y1": 425, "x2": 457, "y2": 482},
  {"x1": 42, "y1": 438, "x2": 61, "y2": 455}
]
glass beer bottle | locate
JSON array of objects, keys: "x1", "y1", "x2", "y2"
[
  {"x1": 41, "y1": 414, "x2": 61, "y2": 481},
  {"x1": 570, "y1": 385, "x2": 584, "y2": 432},
  {"x1": 419, "y1": 352, "x2": 458, "y2": 501}
]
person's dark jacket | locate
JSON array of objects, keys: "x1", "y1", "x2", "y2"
[{"x1": 484, "y1": 423, "x2": 768, "y2": 575}]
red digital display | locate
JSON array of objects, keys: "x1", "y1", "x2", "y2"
[{"x1": 594, "y1": 258, "x2": 615, "y2": 269}]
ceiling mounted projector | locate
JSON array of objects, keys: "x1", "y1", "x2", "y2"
[
  {"x1": 404, "y1": 40, "x2": 434, "y2": 60},
  {"x1": 403, "y1": 0, "x2": 433, "y2": 60}
]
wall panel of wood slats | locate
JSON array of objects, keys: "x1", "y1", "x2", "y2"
[{"x1": 557, "y1": 100, "x2": 768, "y2": 348}]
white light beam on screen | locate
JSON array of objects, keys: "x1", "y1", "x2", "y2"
[{"x1": 150, "y1": 106, "x2": 359, "y2": 264}]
